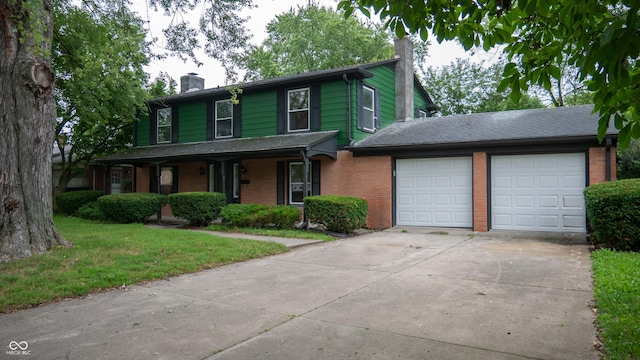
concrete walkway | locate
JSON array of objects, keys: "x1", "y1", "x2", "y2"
[{"x1": 0, "y1": 228, "x2": 599, "y2": 359}]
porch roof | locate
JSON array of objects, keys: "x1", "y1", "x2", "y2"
[{"x1": 97, "y1": 130, "x2": 339, "y2": 165}]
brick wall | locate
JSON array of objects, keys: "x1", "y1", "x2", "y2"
[
  {"x1": 240, "y1": 158, "x2": 279, "y2": 205},
  {"x1": 323, "y1": 151, "x2": 392, "y2": 229},
  {"x1": 588, "y1": 146, "x2": 617, "y2": 185},
  {"x1": 472, "y1": 152, "x2": 488, "y2": 232}
]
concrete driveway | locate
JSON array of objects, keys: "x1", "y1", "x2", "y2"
[{"x1": 0, "y1": 229, "x2": 598, "y2": 359}]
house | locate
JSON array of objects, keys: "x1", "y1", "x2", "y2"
[
  {"x1": 98, "y1": 38, "x2": 617, "y2": 233},
  {"x1": 53, "y1": 144, "x2": 133, "y2": 194}
]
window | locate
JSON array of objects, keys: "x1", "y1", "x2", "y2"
[
  {"x1": 289, "y1": 162, "x2": 311, "y2": 204},
  {"x1": 362, "y1": 85, "x2": 375, "y2": 132},
  {"x1": 215, "y1": 99, "x2": 233, "y2": 138},
  {"x1": 288, "y1": 88, "x2": 310, "y2": 132},
  {"x1": 157, "y1": 108, "x2": 172, "y2": 143}
]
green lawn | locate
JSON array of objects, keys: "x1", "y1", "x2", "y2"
[
  {"x1": 592, "y1": 249, "x2": 640, "y2": 359},
  {"x1": 0, "y1": 216, "x2": 288, "y2": 313}
]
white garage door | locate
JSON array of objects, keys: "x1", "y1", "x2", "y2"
[
  {"x1": 396, "y1": 157, "x2": 472, "y2": 227},
  {"x1": 491, "y1": 153, "x2": 586, "y2": 232}
]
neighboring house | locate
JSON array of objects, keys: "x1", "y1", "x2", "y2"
[
  {"x1": 98, "y1": 38, "x2": 617, "y2": 233},
  {"x1": 53, "y1": 144, "x2": 133, "y2": 194}
]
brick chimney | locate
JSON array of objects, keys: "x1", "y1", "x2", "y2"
[
  {"x1": 394, "y1": 37, "x2": 414, "y2": 121},
  {"x1": 180, "y1": 73, "x2": 205, "y2": 94}
]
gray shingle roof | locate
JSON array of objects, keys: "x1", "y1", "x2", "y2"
[
  {"x1": 350, "y1": 105, "x2": 618, "y2": 150},
  {"x1": 97, "y1": 130, "x2": 339, "y2": 164}
]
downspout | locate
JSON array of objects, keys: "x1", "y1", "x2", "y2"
[
  {"x1": 605, "y1": 137, "x2": 612, "y2": 181},
  {"x1": 343, "y1": 74, "x2": 352, "y2": 144},
  {"x1": 300, "y1": 150, "x2": 309, "y2": 228}
]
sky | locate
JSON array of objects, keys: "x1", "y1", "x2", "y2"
[{"x1": 136, "y1": 0, "x2": 496, "y2": 89}]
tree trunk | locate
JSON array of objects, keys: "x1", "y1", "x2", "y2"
[{"x1": 0, "y1": 1, "x2": 69, "y2": 263}]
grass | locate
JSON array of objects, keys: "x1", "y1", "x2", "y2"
[
  {"x1": 592, "y1": 249, "x2": 640, "y2": 359},
  {"x1": 205, "y1": 224, "x2": 336, "y2": 241},
  {"x1": 0, "y1": 216, "x2": 288, "y2": 313}
]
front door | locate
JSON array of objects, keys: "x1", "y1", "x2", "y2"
[{"x1": 111, "y1": 168, "x2": 123, "y2": 194}]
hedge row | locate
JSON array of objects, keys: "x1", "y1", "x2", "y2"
[
  {"x1": 584, "y1": 179, "x2": 640, "y2": 251},
  {"x1": 55, "y1": 191, "x2": 370, "y2": 234}
]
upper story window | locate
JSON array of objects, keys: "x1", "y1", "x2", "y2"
[
  {"x1": 288, "y1": 88, "x2": 310, "y2": 132},
  {"x1": 362, "y1": 85, "x2": 376, "y2": 132},
  {"x1": 215, "y1": 99, "x2": 233, "y2": 138},
  {"x1": 157, "y1": 108, "x2": 172, "y2": 143}
]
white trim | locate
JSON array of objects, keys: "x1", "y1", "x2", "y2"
[
  {"x1": 362, "y1": 85, "x2": 375, "y2": 132},
  {"x1": 156, "y1": 107, "x2": 172, "y2": 143},
  {"x1": 215, "y1": 99, "x2": 233, "y2": 138}
]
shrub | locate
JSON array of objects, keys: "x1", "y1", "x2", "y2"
[
  {"x1": 220, "y1": 204, "x2": 269, "y2": 227},
  {"x1": 168, "y1": 192, "x2": 227, "y2": 226},
  {"x1": 76, "y1": 201, "x2": 105, "y2": 221},
  {"x1": 220, "y1": 204, "x2": 300, "y2": 229},
  {"x1": 584, "y1": 179, "x2": 640, "y2": 251},
  {"x1": 55, "y1": 190, "x2": 104, "y2": 215},
  {"x1": 304, "y1": 195, "x2": 368, "y2": 234},
  {"x1": 268, "y1": 205, "x2": 301, "y2": 229},
  {"x1": 97, "y1": 193, "x2": 167, "y2": 223}
]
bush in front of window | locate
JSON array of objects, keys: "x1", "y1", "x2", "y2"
[
  {"x1": 168, "y1": 192, "x2": 227, "y2": 227},
  {"x1": 584, "y1": 179, "x2": 640, "y2": 251},
  {"x1": 55, "y1": 190, "x2": 105, "y2": 215},
  {"x1": 220, "y1": 204, "x2": 301, "y2": 229},
  {"x1": 304, "y1": 195, "x2": 368, "y2": 234},
  {"x1": 76, "y1": 201, "x2": 106, "y2": 221},
  {"x1": 97, "y1": 193, "x2": 167, "y2": 223}
]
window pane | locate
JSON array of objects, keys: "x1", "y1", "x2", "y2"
[
  {"x1": 291, "y1": 186, "x2": 304, "y2": 203},
  {"x1": 158, "y1": 108, "x2": 171, "y2": 126},
  {"x1": 160, "y1": 167, "x2": 173, "y2": 195},
  {"x1": 216, "y1": 100, "x2": 232, "y2": 119},
  {"x1": 363, "y1": 87, "x2": 374, "y2": 109},
  {"x1": 290, "y1": 163, "x2": 304, "y2": 182},
  {"x1": 216, "y1": 119, "x2": 232, "y2": 137},
  {"x1": 157, "y1": 126, "x2": 171, "y2": 142},
  {"x1": 289, "y1": 111, "x2": 309, "y2": 131},
  {"x1": 289, "y1": 89, "x2": 309, "y2": 110}
]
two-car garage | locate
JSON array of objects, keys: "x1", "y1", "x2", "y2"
[{"x1": 395, "y1": 153, "x2": 587, "y2": 232}]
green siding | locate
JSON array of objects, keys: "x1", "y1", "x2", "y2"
[
  {"x1": 414, "y1": 84, "x2": 429, "y2": 116},
  {"x1": 351, "y1": 65, "x2": 396, "y2": 142},
  {"x1": 320, "y1": 81, "x2": 349, "y2": 146},
  {"x1": 242, "y1": 91, "x2": 278, "y2": 137},
  {"x1": 179, "y1": 102, "x2": 207, "y2": 143},
  {"x1": 135, "y1": 116, "x2": 150, "y2": 146}
]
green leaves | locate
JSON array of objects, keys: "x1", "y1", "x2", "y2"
[{"x1": 241, "y1": 4, "x2": 394, "y2": 81}]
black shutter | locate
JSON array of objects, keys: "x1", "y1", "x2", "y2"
[
  {"x1": 149, "y1": 166, "x2": 157, "y2": 193},
  {"x1": 277, "y1": 90, "x2": 286, "y2": 134},
  {"x1": 172, "y1": 166, "x2": 179, "y2": 193},
  {"x1": 233, "y1": 102, "x2": 242, "y2": 138},
  {"x1": 310, "y1": 84, "x2": 321, "y2": 131},
  {"x1": 206, "y1": 101, "x2": 214, "y2": 140},
  {"x1": 133, "y1": 117, "x2": 138, "y2": 147},
  {"x1": 276, "y1": 161, "x2": 285, "y2": 204},
  {"x1": 312, "y1": 160, "x2": 321, "y2": 195},
  {"x1": 356, "y1": 81, "x2": 363, "y2": 130},
  {"x1": 149, "y1": 109, "x2": 157, "y2": 145},
  {"x1": 171, "y1": 106, "x2": 179, "y2": 143},
  {"x1": 374, "y1": 89, "x2": 381, "y2": 129}
]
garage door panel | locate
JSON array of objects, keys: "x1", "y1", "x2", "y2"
[
  {"x1": 491, "y1": 153, "x2": 585, "y2": 232},
  {"x1": 396, "y1": 157, "x2": 472, "y2": 227}
]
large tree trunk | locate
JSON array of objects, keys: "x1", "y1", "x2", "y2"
[{"x1": 0, "y1": 1, "x2": 69, "y2": 263}]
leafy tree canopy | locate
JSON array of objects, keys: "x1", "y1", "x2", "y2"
[
  {"x1": 339, "y1": 0, "x2": 639, "y2": 148},
  {"x1": 422, "y1": 58, "x2": 543, "y2": 116},
  {"x1": 241, "y1": 4, "x2": 396, "y2": 81},
  {"x1": 52, "y1": 0, "x2": 152, "y2": 192}
]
